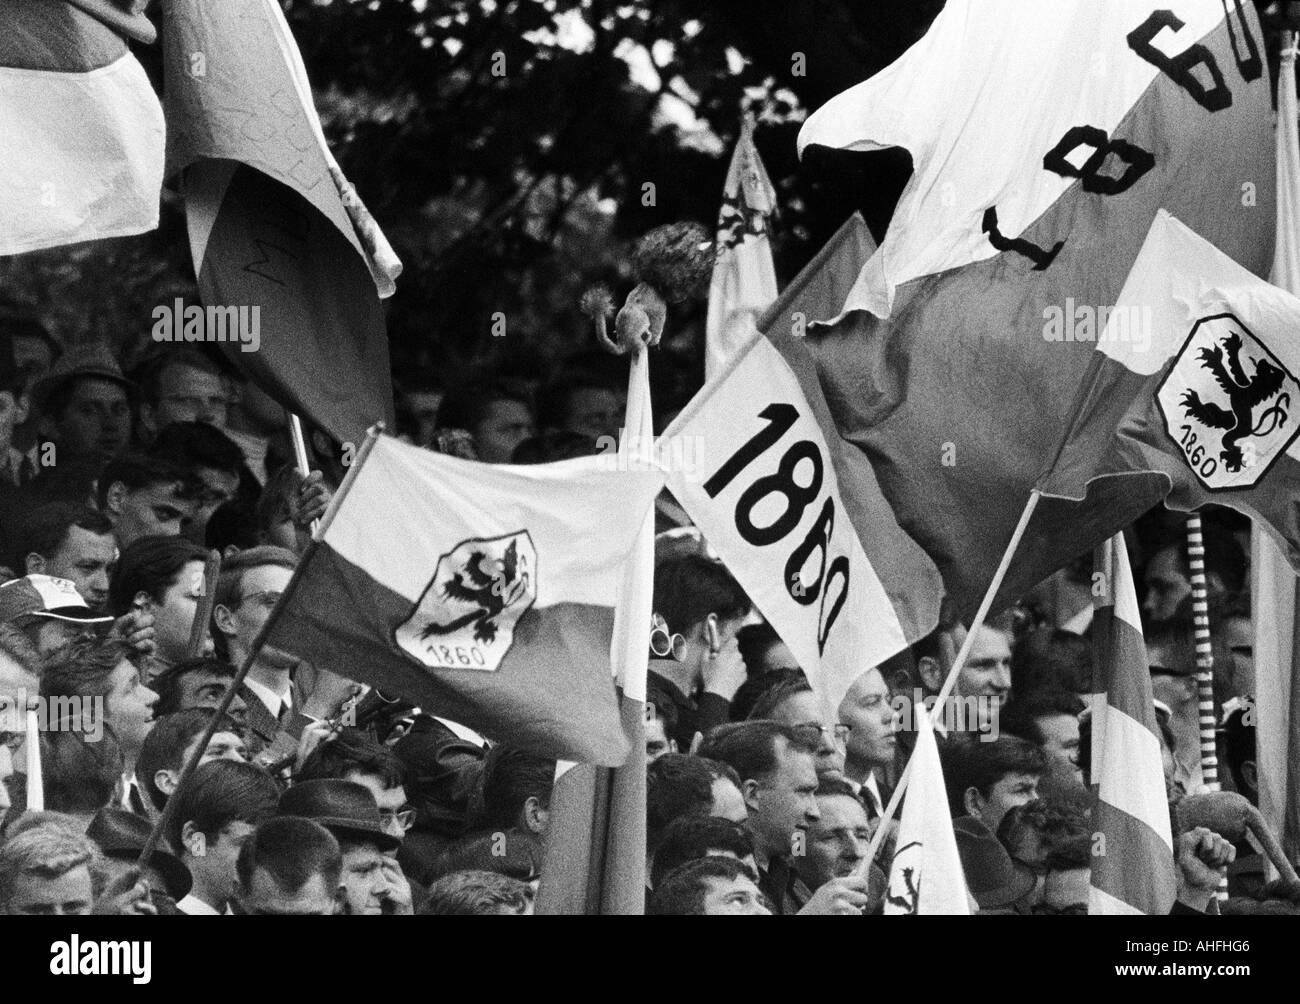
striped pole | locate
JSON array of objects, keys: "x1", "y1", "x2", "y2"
[{"x1": 1185, "y1": 514, "x2": 1227, "y2": 902}]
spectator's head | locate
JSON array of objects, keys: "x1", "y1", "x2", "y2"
[
  {"x1": 647, "y1": 753, "x2": 746, "y2": 854},
  {"x1": 420, "y1": 870, "x2": 534, "y2": 915},
  {"x1": 296, "y1": 728, "x2": 412, "y2": 841},
  {"x1": 943, "y1": 735, "x2": 1046, "y2": 833},
  {"x1": 748, "y1": 670, "x2": 846, "y2": 783},
  {"x1": 651, "y1": 814, "x2": 756, "y2": 889},
  {"x1": 97, "y1": 453, "x2": 199, "y2": 547},
  {"x1": 998, "y1": 690, "x2": 1085, "y2": 786},
  {"x1": 795, "y1": 778, "x2": 874, "y2": 891},
  {"x1": 955, "y1": 612, "x2": 1015, "y2": 707},
  {"x1": 436, "y1": 377, "x2": 536, "y2": 463},
  {"x1": 1000, "y1": 801, "x2": 1092, "y2": 915},
  {"x1": 10, "y1": 504, "x2": 117, "y2": 612},
  {"x1": 236, "y1": 817, "x2": 341, "y2": 915},
  {"x1": 137, "y1": 708, "x2": 247, "y2": 813},
  {"x1": 0, "y1": 573, "x2": 113, "y2": 658},
  {"x1": 1142, "y1": 533, "x2": 1245, "y2": 627},
  {"x1": 653, "y1": 555, "x2": 751, "y2": 685},
  {"x1": 736, "y1": 622, "x2": 796, "y2": 676},
  {"x1": 172, "y1": 759, "x2": 281, "y2": 911},
  {"x1": 645, "y1": 700, "x2": 677, "y2": 761},
  {"x1": 1223, "y1": 702, "x2": 1257, "y2": 804},
  {"x1": 475, "y1": 746, "x2": 555, "y2": 836},
  {"x1": 1010, "y1": 627, "x2": 1092, "y2": 697},
  {"x1": 134, "y1": 347, "x2": 235, "y2": 437},
  {"x1": 39, "y1": 726, "x2": 125, "y2": 819},
  {"x1": 150, "y1": 656, "x2": 244, "y2": 719},
  {"x1": 211, "y1": 546, "x2": 298, "y2": 667},
  {"x1": 648, "y1": 856, "x2": 769, "y2": 916},
  {"x1": 838, "y1": 666, "x2": 901, "y2": 778},
  {"x1": 698, "y1": 721, "x2": 820, "y2": 862},
  {"x1": 149, "y1": 421, "x2": 245, "y2": 540},
  {"x1": 40, "y1": 636, "x2": 157, "y2": 762},
  {"x1": 0, "y1": 820, "x2": 100, "y2": 915},
  {"x1": 536, "y1": 369, "x2": 624, "y2": 441},
  {"x1": 33, "y1": 342, "x2": 133, "y2": 462},
  {"x1": 107, "y1": 535, "x2": 210, "y2": 667}
]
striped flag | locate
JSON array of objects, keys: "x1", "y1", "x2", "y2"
[
  {"x1": 1252, "y1": 34, "x2": 1300, "y2": 872},
  {"x1": 883, "y1": 710, "x2": 970, "y2": 915},
  {"x1": 0, "y1": 1, "x2": 164, "y2": 255},
  {"x1": 705, "y1": 114, "x2": 778, "y2": 381},
  {"x1": 1089, "y1": 533, "x2": 1177, "y2": 915},
  {"x1": 263, "y1": 432, "x2": 664, "y2": 766},
  {"x1": 162, "y1": 0, "x2": 398, "y2": 445},
  {"x1": 664, "y1": 215, "x2": 941, "y2": 721},
  {"x1": 536, "y1": 352, "x2": 654, "y2": 914},
  {"x1": 794, "y1": 0, "x2": 1273, "y2": 619}
]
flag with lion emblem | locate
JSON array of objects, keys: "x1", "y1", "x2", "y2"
[
  {"x1": 1040, "y1": 210, "x2": 1300, "y2": 566},
  {"x1": 263, "y1": 431, "x2": 665, "y2": 766}
]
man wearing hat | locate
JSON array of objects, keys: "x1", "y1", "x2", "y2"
[
  {"x1": 277, "y1": 778, "x2": 414, "y2": 916},
  {"x1": 31, "y1": 341, "x2": 134, "y2": 466},
  {"x1": 953, "y1": 815, "x2": 1039, "y2": 914},
  {"x1": 0, "y1": 574, "x2": 114, "y2": 658},
  {"x1": 85, "y1": 806, "x2": 190, "y2": 915}
]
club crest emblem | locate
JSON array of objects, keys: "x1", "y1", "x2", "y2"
[
  {"x1": 394, "y1": 531, "x2": 536, "y2": 673},
  {"x1": 1156, "y1": 313, "x2": 1299, "y2": 492},
  {"x1": 883, "y1": 840, "x2": 921, "y2": 914}
]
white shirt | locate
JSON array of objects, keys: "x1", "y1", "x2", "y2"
[
  {"x1": 177, "y1": 894, "x2": 228, "y2": 916},
  {"x1": 244, "y1": 676, "x2": 291, "y2": 720}
]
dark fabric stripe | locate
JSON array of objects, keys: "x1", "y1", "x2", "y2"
[
  {"x1": 0, "y1": 3, "x2": 124, "y2": 71},
  {"x1": 266, "y1": 541, "x2": 630, "y2": 766},
  {"x1": 1092, "y1": 604, "x2": 1159, "y2": 729},
  {"x1": 1091, "y1": 799, "x2": 1177, "y2": 914}
]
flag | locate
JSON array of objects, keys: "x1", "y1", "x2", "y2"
[
  {"x1": 262, "y1": 432, "x2": 664, "y2": 766},
  {"x1": 795, "y1": 0, "x2": 1273, "y2": 617},
  {"x1": 1089, "y1": 533, "x2": 1177, "y2": 914},
  {"x1": 705, "y1": 114, "x2": 778, "y2": 381},
  {"x1": 536, "y1": 353, "x2": 654, "y2": 914},
  {"x1": 663, "y1": 215, "x2": 942, "y2": 720},
  {"x1": 162, "y1": 0, "x2": 398, "y2": 445},
  {"x1": 0, "y1": 1, "x2": 164, "y2": 255},
  {"x1": 883, "y1": 710, "x2": 970, "y2": 915},
  {"x1": 1039, "y1": 209, "x2": 1300, "y2": 558},
  {"x1": 1252, "y1": 34, "x2": 1300, "y2": 873}
]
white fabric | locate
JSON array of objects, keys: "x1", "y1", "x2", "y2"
[
  {"x1": 797, "y1": 0, "x2": 1230, "y2": 319},
  {"x1": 243, "y1": 676, "x2": 290, "y2": 720},
  {"x1": 176, "y1": 894, "x2": 223, "y2": 916}
]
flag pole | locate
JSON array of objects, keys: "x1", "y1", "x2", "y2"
[
  {"x1": 184, "y1": 550, "x2": 222, "y2": 660},
  {"x1": 854, "y1": 489, "x2": 1042, "y2": 876},
  {"x1": 136, "y1": 425, "x2": 384, "y2": 872},
  {"x1": 1185, "y1": 514, "x2": 1221, "y2": 791},
  {"x1": 289, "y1": 413, "x2": 321, "y2": 536},
  {"x1": 24, "y1": 705, "x2": 43, "y2": 813}
]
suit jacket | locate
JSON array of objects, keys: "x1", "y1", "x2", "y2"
[{"x1": 237, "y1": 681, "x2": 307, "y2": 762}]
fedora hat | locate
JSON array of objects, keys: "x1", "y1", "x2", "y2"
[
  {"x1": 85, "y1": 807, "x2": 192, "y2": 901},
  {"x1": 31, "y1": 341, "x2": 134, "y2": 416},
  {"x1": 277, "y1": 779, "x2": 401, "y2": 852},
  {"x1": 953, "y1": 815, "x2": 1037, "y2": 910}
]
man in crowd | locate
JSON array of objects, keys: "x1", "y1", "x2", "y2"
[
  {"x1": 235, "y1": 816, "x2": 342, "y2": 915},
  {"x1": 151, "y1": 656, "x2": 247, "y2": 721},
  {"x1": 172, "y1": 759, "x2": 282, "y2": 915},
  {"x1": 108, "y1": 535, "x2": 211, "y2": 676},
  {"x1": 943, "y1": 735, "x2": 1045, "y2": 834},
  {"x1": 149, "y1": 420, "x2": 248, "y2": 544},
  {"x1": 9, "y1": 503, "x2": 116, "y2": 612},
  {"x1": 837, "y1": 666, "x2": 900, "y2": 817},
  {"x1": 997, "y1": 690, "x2": 1086, "y2": 792},
  {"x1": 792, "y1": 778, "x2": 886, "y2": 913},
  {"x1": 651, "y1": 814, "x2": 756, "y2": 890},
  {"x1": 746, "y1": 671, "x2": 847, "y2": 783},
  {"x1": 1142, "y1": 532, "x2": 1245, "y2": 627},
  {"x1": 420, "y1": 869, "x2": 533, "y2": 915},
  {"x1": 646, "y1": 753, "x2": 747, "y2": 871},
  {"x1": 136, "y1": 709, "x2": 248, "y2": 819},
  {"x1": 434, "y1": 376, "x2": 536, "y2": 463},
  {"x1": 0, "y1": 818, "x2": 99, "y2": 915},
  {"x1": 97, "y1": 454, "x2": 199, "y2": 548},
  {"x1": 0, "y1": 574, "x2": 114, "y2": 659},
  {"x1": 31, "y1": 342, "x2": 133, "y2": 466},
  {"x1": 133, "y1": 346, "x2": 236, "y2": 442},
  {"x1": 535, "y1": 368, "x2": 624, "y2": 442},
  {"x1": 297, "y1": 728, "x2": 414, "y2": 844},
  {"x1": 918, "y1": 613, "x2": 1015, "y2": 729},
  {"x1": 648, "y1": 856, "x2": 771, "y2": 916}
]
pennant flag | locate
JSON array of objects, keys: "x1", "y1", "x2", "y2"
[
  {"x1": 1040, "y1": 210, "x2": 1300, "y2": 559},
  {"x1": 1089, "y1": 534, "x2": 1177, "y2": 915},
  {"x1": 705, "y1": 114, "x2": 779, "y2": 381},
  {"x1": 1252, "y1": 35, "x2": 1300, "y2": 872},
  {"x1": 0, "y1": 1, "x2": 164, "y2": 255},
  {"x1": 162, "y1": 0, "x2": 398, "y2": 445},
  {"x1": 883, "y1": 711, "x2": 970, "y2": 915},
  {"x1": 663, "y1": 214, "x2": 942, "y2": 720},
  {"x1": 795, "y1": 0, "x2": 1273, "y2": 617},
  {"x1": 536, "y1": 352, "x2": 654, "y2": 915},
  {"x1": 263, "y1": 433, "x2": 665, "y2": 766}
]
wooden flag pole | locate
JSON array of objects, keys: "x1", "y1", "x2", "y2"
[
  {"x1": 854, "y1": 489, "x2": 1042, "y2": 878},
  {"x1": 24, "y1": 705, "x2": 43, "y2": 813},
  {"x1": 289, "y1": 413, "x2": 321, "y2": 536}
]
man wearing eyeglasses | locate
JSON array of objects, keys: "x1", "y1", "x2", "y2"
[{"x1": 746, "y1": 671, "x2": 849, "y2": 784}]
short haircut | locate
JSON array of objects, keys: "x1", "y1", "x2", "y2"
[
  {"x1": 997, "y1": 691, "x2": 1085, "y2": 746},
  {"x1": 648, "y1": 855, "x2": 758, "y2": 916},
  {"x1": 736, "y1": 622, "x2": 788, "y2": 674},
  {"x1": 647, "y1": 754, "x2": 743, "y2": 850},
  {"x1": 41, "y1": 726, "x2": 124, "y2": 814},
  {"x1": 997, "y1": 797, "x2": 1090, "y2": 865},
  {"x1": 39, "y1": 636, "x2": 130, "y2": 702},
  {"x1": 1011, "y1": 628, "x2": 1092, "y2": 696},
  {"x1": 211, "y1": 545, "x2": 297, "y2": 658},
  {"x1": 745, "y1": 669, "x2": 812, "y2": 721},
  {"x1": 651, "y1": 815, "x2": 754, "y2": 889},
  {"x1": 107, "y1": 533, "x2": 207, "y2": 615},
  {"x1": 137, "y1": 709, "x2": 241, "y2": 812},
  {"x1": 653, "y1": 554, "x2": 750, "y2": 636},
  {"x1": 236, "y1": 816, "x2": 341, "y2": 896},
  {"x1": 0, "y1": 821, "x2": 100, "y2": 910},
  {"x1": 295, "y1": 728, "x2": 409, "y2": 792},
  {"x1": 435, "y1": 376, "x2": 533, "y2": 435},
  {"x1": 170, "y1": 759, "x2": 282, "y2": 852},
  {"x1": 133, "y1": 346, "x2": 231, "y2": 408},
  {"x1": 696, "y1": 721, "x2": 816, "y2": 785},
  {"x1": 151, "y1": 656, "x2": 237, "y2": 717},
  {"x1": 8, "y1": 502, "x2": 113, "y2": 574},
  {"x1": 419, "y1": 869, "x2": 532, "y2": 916},
  {"x1": 149, "y1": 420, "x2": 245, "y2": 476},
  {"x1": 1222, "y1": 703, "x2": 1256, "y2": 795},
  {"x1": 96, "y1": 453, "x2": 197, "y2": 511},
  {"x1": 941, "y1": 736, "x2": 1046, "y2": 819},
  {"x1": 474, "y1": 746, "x2": 555, "y2": 831}
]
